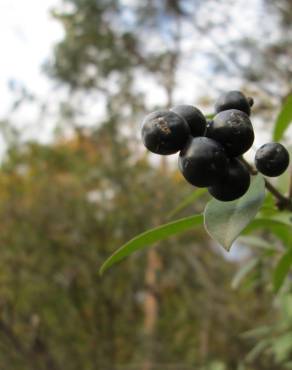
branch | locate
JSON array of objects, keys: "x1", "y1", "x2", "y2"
[
  {"x1": 242, "y1": 158, "x2": 292, "y2": 211},
  {"x1": 289, "y1": 167, "x2": 292, "y2": 200}
]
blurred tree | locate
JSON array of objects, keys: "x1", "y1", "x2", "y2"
[
  {"x1": 48, "y1": 0, "x2": 292, "y2": 105},
  {"x1": 38, "y1": 0, "x2": 292, "y2": 369},
  {"x1": 0, "y1": 123, "x2": 279, "y2": 370},
  {"x1": 48, "y1": 4, "x2": 192, "y2": 369}
]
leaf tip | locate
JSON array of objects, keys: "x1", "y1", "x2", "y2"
[
  {"x1": 98, "y1": 262, "x2": 108, "y2": 276},
  {"x1": 223, "y1": 244, "x2": 232, "y2": 252}
]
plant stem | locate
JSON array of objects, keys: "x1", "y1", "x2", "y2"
[
  {"x1": 289, "y1": 167, "x2": 292, "y2": 200},
  {"x1": 241, "y1": 158, "x2": 292, "y2": 211}
]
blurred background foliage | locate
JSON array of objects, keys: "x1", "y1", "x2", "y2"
[{"x1": 0, "y1": 0, "x2": 292, "y2": 369}]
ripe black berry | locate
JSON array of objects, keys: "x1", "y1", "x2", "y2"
[
  {"x1": 255, "y1": 142, "x2": 290, "y2": 177},
  {"x1": 208, "y1": 158, "x2": 250, "y2": 201},
  {"x1": 206, "y1": 109, "x2": 254, "y2": 157},
  {"x1": 178, "y1": 137, "x2": 228, "y2": 187},
  {"x1": 215, "y1": 90, "x2": 251, "y2": 116},
  {"x1": 141, "y1": 110, "x2": 190, "y2": 155},
  {"x1": 170, "y1": 105, "x2": 206, "y2": 137}
]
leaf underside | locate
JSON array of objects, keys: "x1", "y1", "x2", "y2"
[{"x1": 204, "y1": 174, "x2": 266, "y2": 251}]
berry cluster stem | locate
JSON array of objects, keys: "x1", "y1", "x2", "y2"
[
  {"x1": 242, "y1": 158, "x2": 292, "y2": 212},
  {"x1": 289, "y1": 167, "x2": 292, "y2": 200}
]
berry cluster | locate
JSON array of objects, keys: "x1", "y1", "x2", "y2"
[{"x1": 141, "y1": 91, "x2": 290, "y2": 202}]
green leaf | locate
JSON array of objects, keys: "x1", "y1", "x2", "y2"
[
  {"x1": 238, "y1": 235, "x2": 276, "y2": 251},
  {"x1": 204, "y1": 174, "x2": 265, "y2": 251},
  {"x1": 273, "y1": 248, "x2": 292, "y2": 293},
  {"x1": 270, "y1": 212, "x2": 292, "y2": 226},
  {"x1": 231, "y1": 258, "x2": 259, "y2": 289},
  {"x1": 205, "y1": 113, "x2": 215, "y2": 120},
  {"x1": 272, "y1": 333, "x2": 292, "y2": 363},
  {"x1": 244, "y1": 217, "x2": 292, "y2": 246},
  {"x1": 241, "y1": 325, "x2": 273, "y2": 339},
  {"x1": 281, "y1": 294, "x2": 292, "y2": 320},
  {"x1": 167, "y1": 188, "x2": 207, "y2": 219},
  {"x1": 273, "y1": 94, "x2": 292, "y2": 141},
  {"x1": 99, "y1": 214, "x2": 203, "y2": 275},
  {"x1": 244, "y1": 217, "x2": 292, "y2": 233},
  {"x1": 246, "y1": 339, "x2": 270, "y2": 363}
]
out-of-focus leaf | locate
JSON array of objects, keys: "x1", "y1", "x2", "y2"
[
  {"x1": 273, "y1": 94, "x2": 292, "y2": 141},
  {"x1": 242, "y1": 325, "x2": 273, "y2": 339},
  {"x1": 271, "y1": 212, "x2": 292, "y2": 226},
  {"x1": 204, "y1": 175, "x2": 265, "y2": 251},
  {"x1": 99, "y1": 214, "x2": 203, "y2": 274},
  {"x1": 231, "y1": 258, "x2": 259, "y2": 289},
  {"x1": 258, "y1": 192, "x2": 277, "y2": 217},
  {"x1": 246, "y1": 339, "x2": 270, "y2": 363},
  {"x1": 243, "y1": 218, "x2": 292, "y2": 246},
  {"x1": 244, "y1": 218, "x2": 288, "y2": 231},
  {"x1": 167, "y1": 188, "x2": 207, "y2": 219},
  {"x1": 281, "y1": 294, "x2": 292, "y2": 320},
  {"x1": 283, "y1": 362, "x2": 292, "y2": 369},
  {"x1": 238, "y1": 235, "x2": 276, "y2": 251},
  {"x1": 272, "y1": 333, "x2": 292, "y2": 363},
  {"x1": 273, "y1": 249, "x2": 292, "y2": 293}
]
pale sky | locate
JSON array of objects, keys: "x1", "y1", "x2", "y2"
[
  {"x1": 0, "y1": 0, "x2": 63, "y2": 116},
  {"x1": 0, "y1": 0, "x2": 270, "y2": 116},
  {"x1": 0, "y1": 0, "x2": 279, "y2": 149}
]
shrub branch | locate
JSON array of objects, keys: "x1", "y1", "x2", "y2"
[{"x1": 242, "y1": 158, "x2": 292, "y2": 211}]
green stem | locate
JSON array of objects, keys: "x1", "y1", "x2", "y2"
[{"x1": 289, "y1": 167, "x2": 292, "y2": 200}]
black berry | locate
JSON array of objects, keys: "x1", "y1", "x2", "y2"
[
  {"x1": 208, "y1": 158, "x2": 250, "y2": 201},
  {"x1": 206, "y1": 109, "x2": 254, "y2": 157},
  {"x1": 178, "y1": 137, "x2": 228, "y2": 187},
  {"x1": 215, "y1": 90, "x2": 251, "y2": 116},
  {"x1": 141, "y1": 110, "x2": 190, "y2": 155},
  {"x1": 170, "y1": 105, "x2": 206, "y2": 137},
  {"x1": 255, "y1": 142, "x2": 290, "y2": 177}
]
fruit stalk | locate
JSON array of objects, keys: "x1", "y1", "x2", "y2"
[
  {"x1": 242, "y1": 158, "x2": 292, "y2": 211},
  {"x1": 289, "y1": 168, "x2": 292, "y2": 200}
]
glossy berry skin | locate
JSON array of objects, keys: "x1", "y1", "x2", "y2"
[
  {"x1": 215, "y1": 90, "x2": 251, "y2": 116},
  {"x1": 208, "y1": 158, "x2": 250, "y2": 201},
  {"x1": 141, "y1": 110, "x2": 190, "y2": 155},
  {"x1": 178, "y1": 137, "x2": 228, "y2": 187},
  {"x1": 206, "y1": 109, "x2": 254, "y2": 157},
  {"x1": 255, "y1": 142, "x2": 290, "y2": 177},
  {"x1": 170, "y1": 105, "x2": 206, "y2": 137}
]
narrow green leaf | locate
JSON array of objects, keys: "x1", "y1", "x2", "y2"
[
  {"x1": 246, "y1": 339, "x2": 270, "y2": 363},
  {"x1": 241, "y1": 325, "x2": 273, "y2": 339},
  {"x1": 273, "y1": 94, "x2": 292, "y2": 141},
  {"x1": 273, "y1": 248, "x2": 292, "y2": 293},
  {"x1": 231, "y1": 258, "x2": 259, "y2": 289},
  {"x1": 238, "y1": 235, "x2": 276, "y2": 251},
  {"x1": 272, "y1": 333, "x2": 292, "y2": 363},
  {"x1": 99, "y1": 215, "x2": 203, "y2": 275},
  {"x1": 270, "y1": 212, "x2": 292, "y2": 226},
  {"x1": 244, "y1": 217, "x2": 291, "y2": 231},
  {"x1": 204, "y1": 174, "x2": 265, "y2": 251},
  {"x1": 244, "y1": 217, "x2": 292, "y2": 246},
  {"x1": 167, "y1": 188, "x2": 207, "y2": 219}
]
